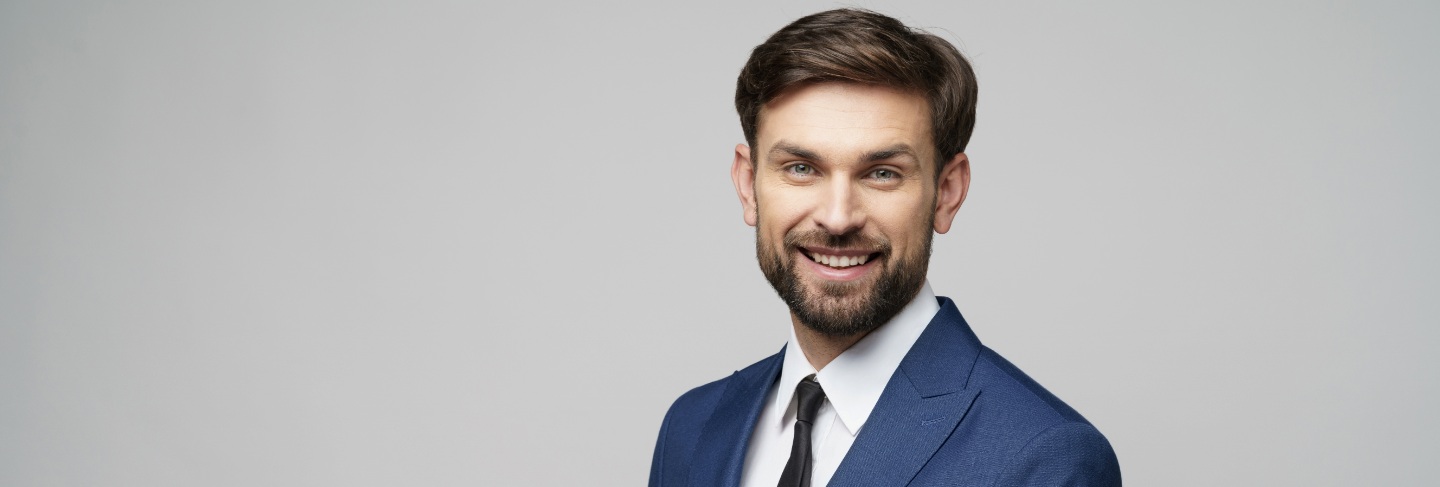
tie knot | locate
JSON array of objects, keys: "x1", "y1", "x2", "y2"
[{"x1": 794, "y1": 377, "x2": 826, "y2": 424}]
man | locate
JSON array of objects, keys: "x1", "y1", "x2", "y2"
[{"x1": 650, "y1": 9, "x2": 1120, "y2": 487}]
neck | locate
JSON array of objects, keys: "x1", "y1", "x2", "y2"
[{"x1": 790, "y1": 316, "x2": 869, "y2": 371}]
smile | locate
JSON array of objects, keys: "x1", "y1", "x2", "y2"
[
  {"x1": 808, "y1": 252, "x2": 870, "y2": 268},
  {"x1": 800, "y1": 246, "x2": 883, "y2": 276}
]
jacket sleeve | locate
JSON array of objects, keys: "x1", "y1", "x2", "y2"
[{"x1": 993, "y1": 422, "x2": 1121, "y2": 487}]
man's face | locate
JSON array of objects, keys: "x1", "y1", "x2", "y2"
[{"x1": 731, "y1": 83, "x2": 968, "y2": 337}]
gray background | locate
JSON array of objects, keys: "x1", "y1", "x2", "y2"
[{"x1": 2, "y1": 0, "x2": 1436, "y2": 485}]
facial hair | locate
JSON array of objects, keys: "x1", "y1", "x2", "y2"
[{"x1": 756, "y1": 214, "x2": 933, "y2": 338}]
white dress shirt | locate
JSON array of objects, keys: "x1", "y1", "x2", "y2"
[{"x1": 739, "y1": 282, "x2": 940, "y2": 487}]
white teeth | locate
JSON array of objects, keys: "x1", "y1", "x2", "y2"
[{"x1": 809, "y1": 252, "x2": 870, "y2": 268}]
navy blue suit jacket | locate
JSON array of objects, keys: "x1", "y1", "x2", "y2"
[{"x1": 650, "y1": 297, "x2": 1120, "y2": 486}]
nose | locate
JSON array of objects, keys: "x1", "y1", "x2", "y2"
[{"x1": 814, "y1": 178, "x2": 865, "y2": 235}]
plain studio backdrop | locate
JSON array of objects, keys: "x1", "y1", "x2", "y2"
[{"x1": 2, "y1": 0, "x2": 1437, "y2": 485}]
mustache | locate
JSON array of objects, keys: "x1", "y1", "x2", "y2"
[{"x1": 783, "y1": 229, "x2": 890, "y2": 254}]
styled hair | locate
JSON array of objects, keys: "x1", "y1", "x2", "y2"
[{"x1": 735, "y1": 8, "x2": 978, "y2": 171}]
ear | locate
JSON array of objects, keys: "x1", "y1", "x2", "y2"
[
  {"x1": 933, "y1": 153, "x2": 970, "y2": 234},
  {"x1": 731, "y1": 143, "x2": 759, "y2": 227}
]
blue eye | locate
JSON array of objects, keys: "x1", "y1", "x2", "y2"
[{"x1": 871, "y1": 169, "x2": 897, "y2": 181}]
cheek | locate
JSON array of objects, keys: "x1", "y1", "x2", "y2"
[
  {"x1": 875, "y1": 196, "x2": 935, "y2": 246},
  {"x1": 755, "y1": 190, "x2": 810, "y2": 226},
  {"x1": 754, "y1": 202, "x2": 796, "y2": 243}
]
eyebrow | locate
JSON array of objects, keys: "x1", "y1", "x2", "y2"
[
  {"x1": 862, "y1": 144, "x2": 920, "y2": 164},
  {"x1": 768, "y1": 141, "x2": 823, "y2": 163},
  {"x1": 766, "y1": 141, "x2": 921, "y2": 166}
]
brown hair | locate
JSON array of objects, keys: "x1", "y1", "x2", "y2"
[{"x1": 735, "y1": 8, "x2": 978, "y2": 172}]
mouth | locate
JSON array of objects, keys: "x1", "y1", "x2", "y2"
[
  {"x1": 798, "y1": 247, "x2": 883, "y2": 280},
  {"x1": 804, "y1": 250, "x2": 878, "y2": 268}
]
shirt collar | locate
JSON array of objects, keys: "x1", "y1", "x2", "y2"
[{"x1": 775, "y1": 281, "x2": 940, "y2": 434}]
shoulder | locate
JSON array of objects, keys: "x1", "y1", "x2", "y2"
[
  {"x1": 658, "y1": 374, "x2": 732, "y2": 432},
  {"x1": 657, "y1": 350, "x2": 779, "y2": 428},
  {"x1": 994, "y1": 421, "x2": 1120, "y2": 486},
  {"x1": 649, "y1": 352, "x2": 781, "y2": 486},
  {"x1": 965, "y1": 347, "x2": 1121, "y2": 485},
  {"x1": 650, "y1": 377, "x2": 729, "y2": 487},
  {"x1": 971, "y1": 346, "x2": 1090, "y2": 425}
]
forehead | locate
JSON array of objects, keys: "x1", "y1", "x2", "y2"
[{"x1": 756, "y1": 83, "x2": 932, "y2": 161}]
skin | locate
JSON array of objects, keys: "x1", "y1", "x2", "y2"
[{"x1": 731, "y1": 82, "x2": 971, "y2": 371}]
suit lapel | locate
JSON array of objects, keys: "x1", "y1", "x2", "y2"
[
  {"x1": 827, "y1": 298, "x2": 984, "y2": 487},
  {"x1": 687, "y1": 346, "x2": 784, "y2": 487}
]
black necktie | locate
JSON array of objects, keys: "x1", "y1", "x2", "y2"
[{"x1": 778, "y1": 376, "x2": 827, "y2": 487}]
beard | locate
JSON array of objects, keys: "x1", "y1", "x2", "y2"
[{"x1": 757, "y1": 215, "x2": 933, "y2": 338}]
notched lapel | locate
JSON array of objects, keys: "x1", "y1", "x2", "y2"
[
  {"x1": 827, "y1": 382, "x2": 979, "y2": 487},
  {"x1": 827, "y1": 297, "x2": 985, "y2": 486},
  {"x1": 686, "y1": 349, "x2": 783, "y2": 487}
]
